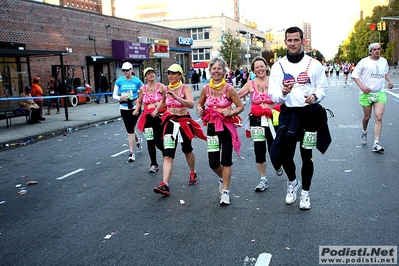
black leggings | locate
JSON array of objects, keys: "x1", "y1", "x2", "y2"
[
  {"x1": 144, "y1": 114, "x2": 163, "y2": 166},
  {"x1": 250, "y1": 115, "x2": 281, "y2": 171},
  {"x1": 280, "y1": 135, "x2": 313, "y2": 191},
  {"x1": 162, "y1": 120, "x2": 193, "y2": 159},
  {"x1": 120, "y1": 109, "x2": 140, "y2": 134},
  {"x1": 207, "y1": 123, "x2": 233, "y2": 169}
]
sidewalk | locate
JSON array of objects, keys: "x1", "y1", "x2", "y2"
[{"x1": 0, "y1": 88, "x2": 204, "y2": 149}]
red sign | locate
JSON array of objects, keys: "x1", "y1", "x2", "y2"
[{"x1": 153, "y1": 44, "x2": 168, "y2": 53}]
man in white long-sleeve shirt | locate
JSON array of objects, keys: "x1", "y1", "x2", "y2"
[{"x1": 268, "y1": 26, "x2": 329, "y2": 210}]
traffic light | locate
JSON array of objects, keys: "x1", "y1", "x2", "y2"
[
  {"x1": 266, "y1": 33, "x2": 274, "y2": 41},
  {"x1": 369, "y1": 23, "x2": 376, "y2": 31},
  {"x1": 377, "y1": 21, "x2": 384, "y2": 31}
]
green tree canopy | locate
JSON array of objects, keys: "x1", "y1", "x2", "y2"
[{"x1": 218, "y1": 30, "x2": 243, "y2": 69}]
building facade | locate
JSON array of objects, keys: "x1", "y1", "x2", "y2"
[
  {"x1": 0, "y1": 0, "x2": 192, "y2": 101},
  {"x1": 152, "y1": 15, "x2": 267, "y2": 70}
]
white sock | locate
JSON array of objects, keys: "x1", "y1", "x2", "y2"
[
  {"x1": 290, "y1": 179, "x2": 298, "y2": 187},
  {"x1": 222, "y1": 190, "x2": 229, "y2": 194},
  {"x1": 374, "y1": 140, "x2": 379, "y2": 145},
  {"x1": 301, "y1": 190, "x2": 309, "y2": 196},
  {"x1": 362, "y1": 130, "x2": 367, "y2": 134},
  {"x1": 260, "y1": 176, "x2": 267, "y2": 181}
]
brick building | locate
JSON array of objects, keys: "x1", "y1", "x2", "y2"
[{"x1": 0, "y1": 0, "x2": 192, "y2": 101}]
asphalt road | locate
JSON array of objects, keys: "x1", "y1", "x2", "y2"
[{"x1": 0, "y1": 77, "x2": 398, "y2": 266}]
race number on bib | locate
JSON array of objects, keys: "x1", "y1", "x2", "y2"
[
  {"x1": 302, "y1": 131, "x2": 317, "y2": 149},
  {"x1": 250, "y1": 126, "x2": 265, "y2": 142},
  {"x1": 121, "y1": 90, "x2": 134, "y2": 100},
  {"x1": 163, "y1": 134, "x2": 175, "y2": 149},
  {"x1": 207, "y1": 135, "x2": 220, "y2": 152},
  {"x1": 144, "y1": 127, "x2": 154, "y2": 140}
]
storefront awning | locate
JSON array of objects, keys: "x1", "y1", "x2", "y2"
[
  {"x1": 0, "y1": 49, "x2": 65, "y2": 57},
  {"x1": 193, "y1": 61, "x2": 209, "y2": 68},
  {"x1": 86, "y1": 55, "x2": 114, "y2": 64}
]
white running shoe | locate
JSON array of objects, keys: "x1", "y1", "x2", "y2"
[
  {"x1": 361, "y1": 133, "x2": 367, "y2": 145},
  {"x1": 149, "y1": 165, "x2": 159, "y2": 173},
  {"x1": 128, "y1": 153, "x2": 135, "y2": 162},
  {"x1": 286, "y1": 180, "x2": 301, "y2": 204},
  {"x1": 220, "y1": 191, "x2": 230, "y2": 205},
  {"x1": 255, "y1": 179, "x2": 268, "y2": 192},
  {"x1": 299, "y1": 192, "x2": 311, "y2": 210},
  {"x1": 372, "y1": 142, "x2": 384, "y2": 153}
]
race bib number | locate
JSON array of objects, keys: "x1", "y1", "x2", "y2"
[
  {"x1": 163, "y1": 134, "x2": 175, "y2": 149},
  {"x1": 144, "y1": 127, "x2": 154, "y2": 140},
  {"x1": 250, "y1": 126, "x2": 265, "y2": 142},
  {"x1": 302, "y1": 131, "x2": 317, "y2": 149},
  {"x1": 368, "y1": 94, "x2": 378, "y2": 103},
  {"x1": 207, "y1": 135, "x2": 220, "y2": 152},
  {"x1": 121, "y1": 90, "x2": 134, "y2": 100}
]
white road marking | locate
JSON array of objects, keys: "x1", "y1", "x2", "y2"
[
  {"x1": 255, "y1": 253, "x2": 272, "y2": 265},
  {"x1": 56, "y1": 168, "x2": 85, "y2": 180},
  {"x1": 386, "y1": 89, "x2": 399, "y2": 99},
  {"x1": 110, "y1": 149, "x2": 130, "y2": 157}
]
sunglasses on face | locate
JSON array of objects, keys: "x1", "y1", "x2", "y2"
[{"x1": 122, "y1": 69, "x2": 130, "y2": 72}]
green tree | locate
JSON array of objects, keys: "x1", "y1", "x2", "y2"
[
  {"x1": 336, "y1": 2, "x2": 399, "y2": 63},
  {"x1": 218, "y1": 30, "x2": 243, "y2": 69}
]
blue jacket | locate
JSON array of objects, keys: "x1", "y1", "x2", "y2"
[{"x1": 270, "y1": 103, "x2": 332, "y2": 166}]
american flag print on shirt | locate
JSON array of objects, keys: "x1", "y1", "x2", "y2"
[
  {"x1": 279, "y1": 63, "x2": 295, "y2": 87},
  {"x1": 279, "y1": 59, "x2": 313, "y2": 86},
  {"x1": 297, "y1": 71, "x2": 310, "y2": 84}
]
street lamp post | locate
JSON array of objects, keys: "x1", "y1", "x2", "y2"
[
  {"x1": 245, "y1": 32, "x2": 250, "y2": 68},
  {"x1": 239, "y1": 30, "x2": 257, "y2": 69}
]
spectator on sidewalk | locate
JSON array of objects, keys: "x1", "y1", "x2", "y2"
[
  {"x1": 188, "y1": 67, "x2": 195, "y2": 84},
  {"x1": 95, "y1": 71, "x2": 109, "y2": 104},
  {"x1": 202, "y1": 68, "x2": 207, "y2": 83},
  {"x1": 191, "y1": 69, "x2": 200, "y2": 90},
  {"x1": 18, "y1": 86, "x2": 41, "y2": 124},
  {"x1": 46, "y1": 74, "x2": 60, "y2": 115},
  {"x1": 31, "y1": 76, "x2": 45, "y2": 121}
]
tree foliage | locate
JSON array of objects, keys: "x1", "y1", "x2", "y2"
[
  {"x1": 219, "y1": 1, "x2": 399, "y2": 65},
  {"x1": 337, "y1": 1, "x2": 399, "y2": 64},
  {"x1": 218, "y1": 30, "x2": 243, "y2": 69}
]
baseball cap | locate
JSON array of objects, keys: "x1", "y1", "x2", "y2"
[
  {"x1": 33, "y1": 76, "x2": 40, "y2": 82},
  {"x1": 143, "y1": 67, "x2": 155, "y2": 76},
  {"x1": 24, "y1": 86, "x2": 31, "y2": 91},
  {"x1": 121, "y1": 62, "x2": 133, "y2": 70},
  {"x1": 167, "y1": 64, "x2": 183, "y2": 74}
]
